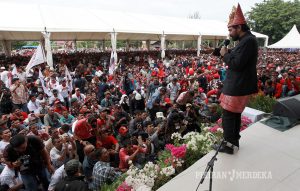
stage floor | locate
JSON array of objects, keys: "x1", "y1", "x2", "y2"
[{"x1": 158, "y1": 121, "x2": 300, "y2": 191}]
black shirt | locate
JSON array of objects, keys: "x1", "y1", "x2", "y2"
[
  {"x1": 4, "y1": 136, "x2": 45, "y2": 175},
  {"x1": 223, "y1": 31, "x2": 258, "y2": 96}
]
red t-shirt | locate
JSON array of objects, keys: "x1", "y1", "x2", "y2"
[
  {"x1": 119, "y1": 145, "x2": 146, "y2": 170},
  {"x1": 74, "y1": 118, "x2": 93, "y2": 140},
  {"x1": 97, "y1": 135, "x2": 118, "y2": 149},
  {"x1": 97, "y1": 119, "x2": 106, "y2": 129}
]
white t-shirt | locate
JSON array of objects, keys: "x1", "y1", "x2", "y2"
[
  {"x1": 0, "y1": 141, "x2": 9, "y2": 155},
  {"x1": 48, "y1": 164, "x2": 66, "y2": 191},
  {"x1": 72, "y1": 93, "x2": 86, "y2": 105},
  {"x1": 0, "y1": 166, "x2": 22, "y2": 188},
  {"x1": 27, "y1": 100, "x2": 41, "y2": 113},
  {"x1": 58, "y1": 85, "x2": 69, "y2": 98},
  {"x1": 50, "y1": 146, "x2": 66, "y2": 170},
  {"x1": 0, "y1": 71, "x2": 9, "y2": 87}
]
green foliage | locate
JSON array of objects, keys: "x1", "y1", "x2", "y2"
[
  {"x1": 153, "y1": 174, "x2": 173, "y2": 191},
  {"x1": 247, "y1": 0, "x2": 300, "y2": 44},
  {"x1": 247, "y1": 94, "x2": 277, "y2": 113},
  {"x1": 100, "y1": 174, "x2": 127, "y2": 191}
]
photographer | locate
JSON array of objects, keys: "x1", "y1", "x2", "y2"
[
  {"x1": 9, "y1": 78, "x2": 28, "y2": 112},
  {"x1": 3, "y1": 134, "x2": 54, "y2": 191}
]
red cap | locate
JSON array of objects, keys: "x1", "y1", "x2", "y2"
[
  {"x1": 228, "y1": 3, "x2": 246, "y2": 27},
  {"x1": 213, "y1": 73, "x2": 220, "y2": 79},
  {"x1": 119, "y1": 126, "x2": 128, "y2": 136}
]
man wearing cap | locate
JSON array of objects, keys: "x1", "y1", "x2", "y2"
[
  {"x1": 216, "y1": 4, "x2": 258, "y2": 154},
  {"x1": 100, "y1": 91, "x2": 113, "y2": 108}
]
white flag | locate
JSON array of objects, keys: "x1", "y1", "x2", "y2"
[
  {"x1": 26, "y1": 45, "x2": 46, "y2": 74},
  {"x1": 42, "y1": 32, "x2": 54, "y2": 69},
  {"x1": 11, "y1": 64, "x2": 18, "y2": 76},
  {"x1": 39, "y1": 69, "x2": 51, "y2": 96},
  {"x1": 65, "y1": 65, "x2": 73, "y2": 92}
]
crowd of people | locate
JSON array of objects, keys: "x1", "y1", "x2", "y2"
[{"x1": 0, "y1": 48, "x2": 299, "y2": 191}]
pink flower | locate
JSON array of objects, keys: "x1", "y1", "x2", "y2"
[
  {"x1": 166, "y1": 144, "x2": 187, "y2": 159},
  {"x1": 116, "y1": 181, "x2": 132, "y2": 191},
  {"x1": 209, "y1": 125, "x2": 220, "y2": 133},
  {"x1": 165, "y1": 144, "x2": 175, "y2": 151},
  {"x1": 171, "y1": 144, "x2": 187, "y2": 159},
  {"x1": 164, "y1": 157, "x2": 171, "y2": 165}
]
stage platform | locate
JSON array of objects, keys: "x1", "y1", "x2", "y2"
[{"x1": 158, "y1": 121, "x2": 300, "y2": 191}]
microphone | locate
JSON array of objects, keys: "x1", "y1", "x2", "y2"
[
  {"x1": 224, "y1": 39, "x2": 230, "y2": 47},
  {"x1": 212, "y1": 39, "x2": 231, "y2": 56}
]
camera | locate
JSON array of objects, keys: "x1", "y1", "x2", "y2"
[{"x1": 19, "y1": 155, "x2": 31, "y2": 171}]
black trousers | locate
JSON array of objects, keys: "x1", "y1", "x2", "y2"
[{"x1": 222, "y1": 109, "x2": 241, "y2": 147}]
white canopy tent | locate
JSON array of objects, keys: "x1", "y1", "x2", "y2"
[
  {"x1": 0, "y1": 1, "x2": 269, "y2": 56},
  {"x1": 268, "y1": 25, "x2": 300, "y2": 49}
]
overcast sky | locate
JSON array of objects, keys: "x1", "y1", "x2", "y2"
[{"x1": 3, "y1": 0, "x2": 267, "y2": 21}]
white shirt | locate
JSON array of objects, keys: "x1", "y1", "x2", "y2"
[
  {"x1": 95, "y1": 70, "x2": 103, "y2": 77},
  {"x1": 72, "y1": 93, "x2": 86, "y2": 105},
  {"x1": 50, "y1": 146, "x2": 68, "y2": 170},
  {"x1": 58, "y1": 84, "x2": 69, "y2": 98},
  {"x1": 27, "y1": 100, "x2": 41, "y2": 113},
  {"x1": 167, "y1": 82, "x2": 181, "y2": 101},
  {"x1": 48, "y1": 164, "x2": 66, "y2": 191},
  {"x1": 0, "y1": 140, "x2": 9, "y2": 155},
  {"x1": 1, "y1": 71, "x2": 10, "y2": 88},
  {"x1": 49, "y1": 94, "x2": 65, "y2": 105},
  {"x1": 0, "y1": 166, "x2": 22, "y2": 188},
  {"x1": 16, "y1": 72, "x2": 26, "y2": 82}
]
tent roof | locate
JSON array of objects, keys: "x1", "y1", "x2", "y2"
[
  {"x1": 0, "y1": 2, "x2": 268, "y2": 42},
  {"x1": 268, "y1": 25, "x2": 300, "y2": 49}
]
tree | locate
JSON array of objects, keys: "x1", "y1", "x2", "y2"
[{"x1": 247, "y1": 0, "x2": 300, "y2": 44}]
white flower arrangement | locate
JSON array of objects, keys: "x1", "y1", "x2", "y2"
[
  {"x1": 171, "y1": 132, "x2": 182, "y2": 140},
  {"x1": 160, "y1": 166, "x2": 176, "y2": 176},
  {"x1": 125, "y1": 162, "x2": 159, "y2": 190},
  {"x1": 217, "y1": 128, "x2": 224, "y2": 133},
  {"x1": 170, "y1": 130, "x2": 215, "y2": 154}
]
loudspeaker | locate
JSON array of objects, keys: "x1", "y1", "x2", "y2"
[{"x1": 273, "y1": 95, "x2": 300, "y2": 120}]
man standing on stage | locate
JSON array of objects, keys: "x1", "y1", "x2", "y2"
[{"x1": 215, "y1": 4, "x2": 258, "y2": 154}]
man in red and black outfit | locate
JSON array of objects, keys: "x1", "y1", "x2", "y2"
[
  {"x1": 74, "y1": 115, "x2": 97, "y2": 162},
  {"x1": 215, "y1": 4, "x2": 258, "y2": 154}
]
